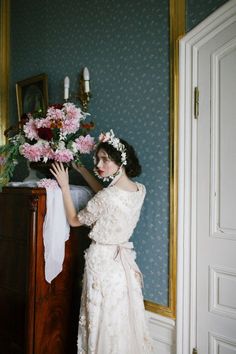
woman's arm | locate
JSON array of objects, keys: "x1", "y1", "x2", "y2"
[
  {"x1": 72, "y1": 163, "x2": 103, "y2": 193},
  {"x1": 50, "y1": 162, "x2": 82, "y2": 227}
]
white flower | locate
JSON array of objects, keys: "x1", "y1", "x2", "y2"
[
  {"x1": 71, "y1": 142, "x2": 78, "y2": 153},
  {"x1": 58, "y1": 141, "x2": 65, "y2": 150}
]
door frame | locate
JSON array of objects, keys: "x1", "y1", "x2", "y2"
[{"x1": 177, "y1": 1, "x2": 236, "y2": 353}]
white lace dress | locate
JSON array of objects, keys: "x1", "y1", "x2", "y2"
[{"x1": 77, "y1": 182, "x2": 153, "y2": 354}]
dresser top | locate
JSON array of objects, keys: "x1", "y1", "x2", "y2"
[{"x1": 1, "y1": 186, "x2": 46, "y2": 196}]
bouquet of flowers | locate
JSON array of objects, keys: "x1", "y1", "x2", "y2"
[{"x1": 0, "y1": 102, "x2": 95, "y2": 186}]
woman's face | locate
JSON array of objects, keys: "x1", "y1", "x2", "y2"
[{"x1": 95, "y1": 148, "x2": 119, "y2": 178}]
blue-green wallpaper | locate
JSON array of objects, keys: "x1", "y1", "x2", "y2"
[
  {"x1": 9, "y1": 0, "x2": 229, "y2": 306},
  {"x1": 10, "y1": 0, "x2": 170, "y2": 306},
  {"x1": 187, "y1": 0, "x2": 229, "y2": 31}
]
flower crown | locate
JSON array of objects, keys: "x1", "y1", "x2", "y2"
[{"x1": 98, "y1": 129, "x2": 127, "y2": 166}]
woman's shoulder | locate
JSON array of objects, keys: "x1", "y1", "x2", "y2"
[
  {"x1": 92, "y1": 186, "x2": 114, "y2": 201},
  {"x1": 107, "y1": 181, "x2": 146, "y2": 196},
  {"x1": 136, "y1": 182, "x2": 146, "y2": 195},
  {"x1": 94, "y1": 182, "x2": 146, "y2": 197},
  {"x1": 86, "y1": 188, "x2": 110, "y2": 210}
]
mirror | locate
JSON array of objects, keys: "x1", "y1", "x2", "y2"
[{"x1": 0, "y1": 0, "x2": 185, "y2": 318}]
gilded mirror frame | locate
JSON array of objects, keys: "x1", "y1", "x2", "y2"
[
  {"x1": 144, "y1": 0, "x2": 185, "y2": 318},
  {"x1": 0, "y1": 0, "x2": 185, "y2": 319},
  {"x1": 0, "y1": 0, "x2": 10, "y2": 145}
]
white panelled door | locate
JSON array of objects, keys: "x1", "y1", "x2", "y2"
[{"x1": 197, "y1": 13, "x2": 236, "y2": 354}]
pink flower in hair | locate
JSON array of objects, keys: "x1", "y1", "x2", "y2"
[{"x1": 99, "y1": 132, "x2": 111, "y2": 142}]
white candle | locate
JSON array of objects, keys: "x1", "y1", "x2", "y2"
[
  {"x1": 83, "y1": 67, "x2": 90, "y2": 80},
  {"x1": 64, "y1": 76, "x2": 70, "y2": 100},
  {"x1": 83, "y1": 67, "x2": 90, "y2": 93}
]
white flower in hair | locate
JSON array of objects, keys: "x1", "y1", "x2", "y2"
[
  {"x1": 95, "y1": 129, "x2": 127, "y2": 180},
  {"x1": 98, "y1": 132, "x2": 110, "y2": 142},
  {"x1": 121, "y1": 152, "x2": 127, "y2": 165}
]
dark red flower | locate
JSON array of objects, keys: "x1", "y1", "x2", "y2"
[
  {"x1": 37, "y1": 127, "x2": 53, "y2": 141},
  {"x1": 20, "y1": 113, "x2": 29, "y2": 126},
  {"x1": 49, "y1": 103, "x2": 63, "y2": 110}
]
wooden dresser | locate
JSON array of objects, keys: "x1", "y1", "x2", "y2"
[{"x1": 0, "y1": 187, "x2": 90, "y2": 354}]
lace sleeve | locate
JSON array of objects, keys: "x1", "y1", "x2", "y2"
[{"x1": 77, "y1": 189, "x2": 106, "y2": 226}]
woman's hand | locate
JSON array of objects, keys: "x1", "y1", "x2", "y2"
[
  {"x1": 72, "y1": 161, "x2": 103, "y2": 193},
  {"x1": 71, "y1": 161, "x2": 84, "y2": 173},
  {"x1": 50, "y1": 162, "x2": 82, "y2": 227},
  {"x1": 50, "y1": 162, "x2": 69, "y2": 190}
]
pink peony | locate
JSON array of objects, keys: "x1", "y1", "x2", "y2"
[
  {"x1": 20, "y1": 143, "x2": 43, "y2": 162},
  {"x1": 75, "y1": 135, "x2": 95, "y2": 154},
  {"x1": 41, "y1": 145, "x2": 55, "y2": 161},
  {"x1": 63, "y1": 102, "x2": 83, "y2": 120},
  {"x1": 62, "y1": 118, "x2": 80, "y2": 135},
  {"x1": 54, "y1": 148, "x2": 74, "y2": 163},
  {"x1": 0, "y1": 101, "x2": 95, "y2": 187},
  {"x1": 34, "y1": 117, "x2": 51, "y2": 129},
  {"x1": 23, "y1": 119, "x2": 39, "y2": 140},
  {"x1": 37, "y1": 178, "x2": 59, "y2": 189},
  {"x1": 60, "y1": 103, "x2": 84, "y2": 135},
  {"x1": 46, "y1": 106, "x2": 64, "y2": 121}
]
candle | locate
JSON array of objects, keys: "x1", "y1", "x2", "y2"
[
  {"x1": 83, "y1": 67, "x2": 90, "y2": 93},
  {"x1": 64, "y1": 76, "x2": 70, "y2": 100}
]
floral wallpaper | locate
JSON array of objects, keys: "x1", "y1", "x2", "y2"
[{"x1": 9, "y1": 0, "x2": 229, "y2": 307}]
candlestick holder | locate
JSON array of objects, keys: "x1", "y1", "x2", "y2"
[{"x1": 77, "y1": 70, "x2": 91, "y2": 112}]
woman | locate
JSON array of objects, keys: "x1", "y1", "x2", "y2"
[{"x1": 51, "y1": 130, "x2": 153, "y2": 354}]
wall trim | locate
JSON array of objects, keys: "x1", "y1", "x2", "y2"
[
  {"x1": 146, "y1": 310, "x2": 176, "y2": 354},
  {"x1": 177, "y1": 1, "x2": 236, "y2": 353}
]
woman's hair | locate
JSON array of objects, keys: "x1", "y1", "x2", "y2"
[{"x1": 95, "y1": 139, "x2": 142, "y2": 178}]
